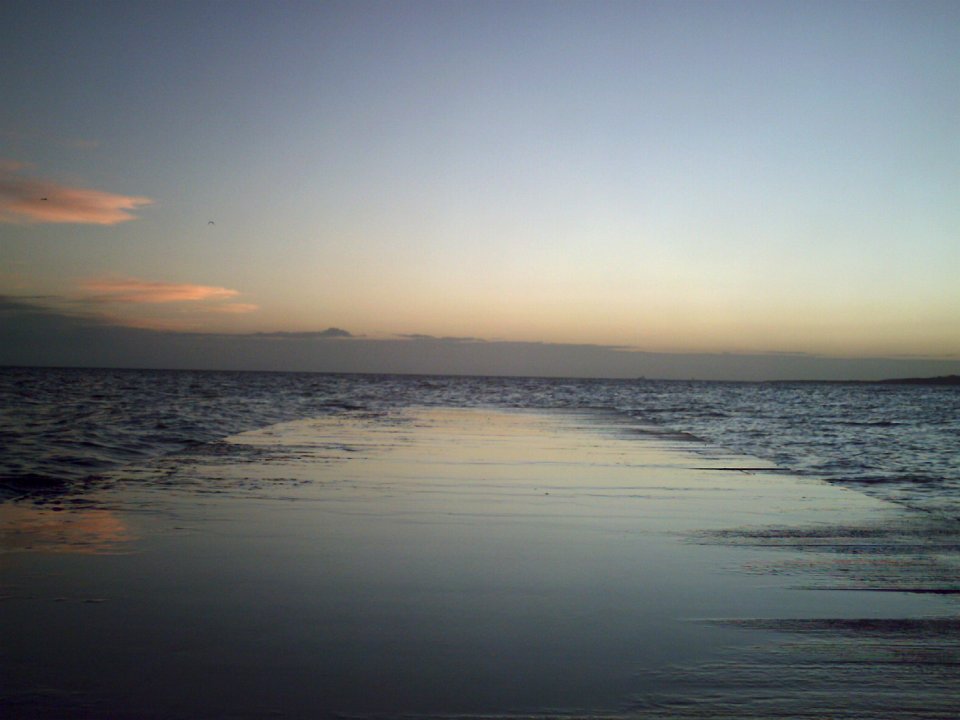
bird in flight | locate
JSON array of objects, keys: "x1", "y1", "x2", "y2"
[
  {"x1": 208, "y1": 220, "x2": 215, "y2": 225},
  {"x1": 40, "y1": 197, "x2": 48, "y2": 201}
]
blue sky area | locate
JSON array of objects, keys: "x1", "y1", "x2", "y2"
[{"x1": 2, "y1": 1, "x2": 958, "y2": 379}]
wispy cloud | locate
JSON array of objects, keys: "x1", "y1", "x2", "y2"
[
  {"x1": 250, "y1": 328, "x2": 353, "y2": 338},
  {"x1": 0, "y1": 159, "x2": 28, "y2": 173},
  {"x1": 205, "y1": 303, "x2": 260, "y2": 314},
  {"x1": 398, "y1": 333, "x2": 485, "y2": 343},
  {"x1": 1, "y1": 129, "x2": 100, "y2": 151},
  {"x1": 80, "y1": 278, "x2": 240, "y2": 304},
  {"x1": 0, "y1": 160, "x2": 152, "y2": 225}
]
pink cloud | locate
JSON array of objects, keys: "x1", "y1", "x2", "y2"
[
  {"x1": 0, "y1": 160, "x2": 152, "y2": 225},
  {"x1": 81, "y1": 278, "x2": 240, "y2": 304}
]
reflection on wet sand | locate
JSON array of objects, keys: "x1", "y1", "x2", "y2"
[
  {"x1": 0, "y1": 503, "x2": 133, "y2": 555},
  {"x1": 1, "y1": 409, "x2": 957, "y2": 719}
]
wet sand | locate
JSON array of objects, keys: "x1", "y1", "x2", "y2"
[{"x1": 2, "y1": 408, "x2": 957, "y2": 718}]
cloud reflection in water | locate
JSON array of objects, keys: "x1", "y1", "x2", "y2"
[{"x1": 0, "y1": 504, "x2": 134, "y2": 555}]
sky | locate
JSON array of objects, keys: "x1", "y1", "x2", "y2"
[{"x1": 1, "y1": 0, "x2": 958, "y2": 379}]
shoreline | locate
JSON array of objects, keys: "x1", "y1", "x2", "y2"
[{"x1": 2, "y1": 408, "x2": 957, "y2": 718}]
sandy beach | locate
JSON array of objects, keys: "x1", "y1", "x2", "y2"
[{"x1": 2, "y1": 408, "x2": 957, "y2": 718}]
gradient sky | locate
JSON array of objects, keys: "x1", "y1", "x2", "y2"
[{"x1": 1, "y1": 1, "x2": 958, "y2": 377}]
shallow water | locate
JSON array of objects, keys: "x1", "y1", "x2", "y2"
[
  {"x1": 2, "y1": 367, "x2": 959, "y2": 515},
  {"x1": 3, "y1": 409, "x2": 956, "y2": 718}
]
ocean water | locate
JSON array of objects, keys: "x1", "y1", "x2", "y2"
[
  {"x1": 3, "y1": 367, "x2": 959, "y2": 719},
  {"x1": 1, "y1": 366, "x2": 958, "y2": 516}
]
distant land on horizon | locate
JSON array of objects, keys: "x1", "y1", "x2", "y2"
[
  {"x1": 3, "y1": 293, "x2": 959, "y2": 384},
  {"x1": 784, "y1": 374, "x2": 960, "y2": 386},
  {"x1": 780, "y1": 374, "x2": 960, "y2": 386},
  {"x1": 874, "y1": 374, "x2": 960, "y2": 386}
]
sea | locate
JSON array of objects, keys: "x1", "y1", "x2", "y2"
[{"x1": 1, "y1": 366, "x2": 959, "y2": 517}]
